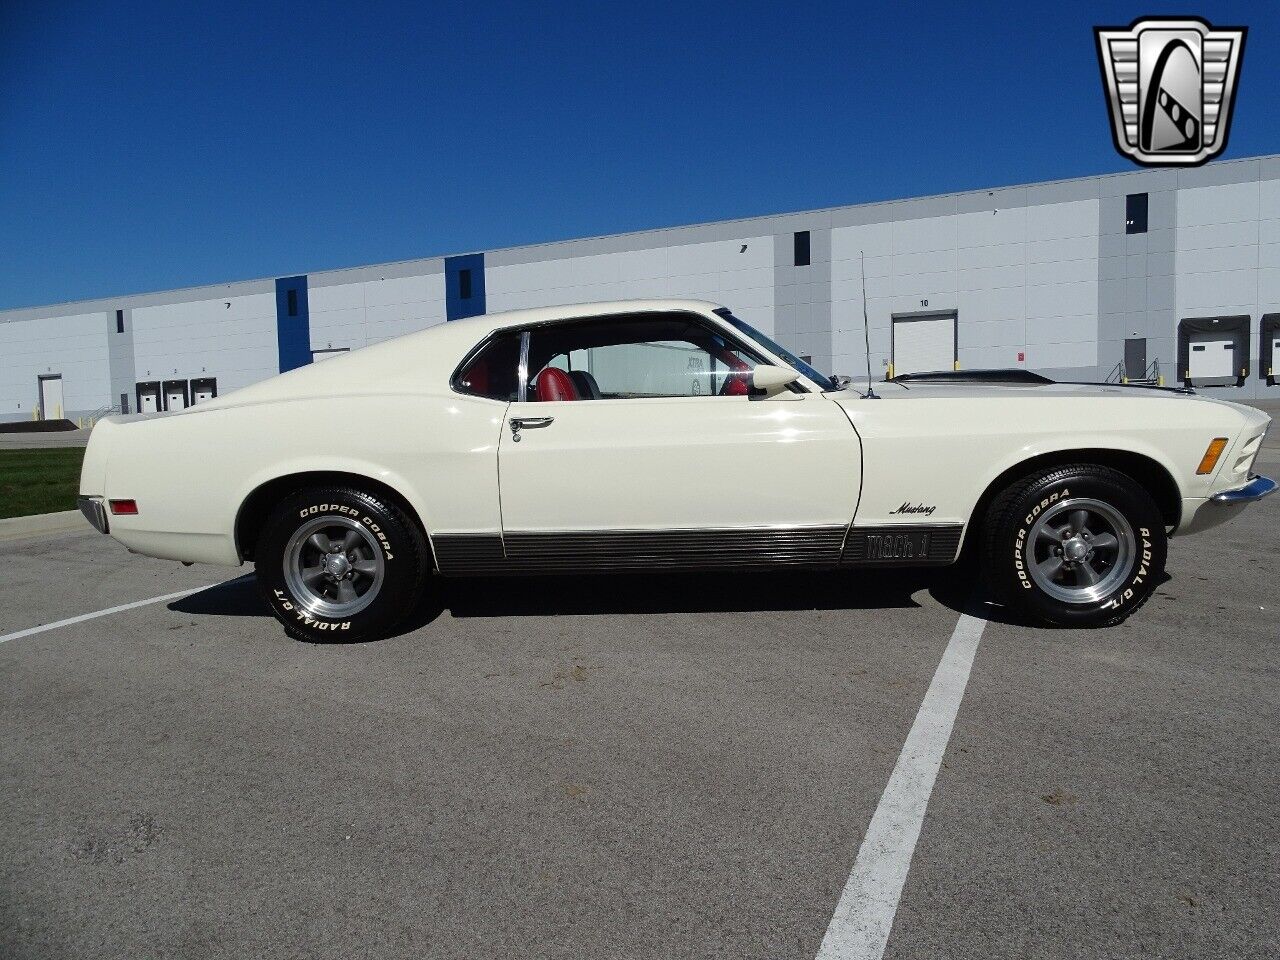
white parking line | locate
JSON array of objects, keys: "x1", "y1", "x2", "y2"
[
  {"x1": 816, "y1": 609, "x2": 988, "y2": 960},
  {"x1": 0, "y1": 583, "x2": 221, "y2": 645}
]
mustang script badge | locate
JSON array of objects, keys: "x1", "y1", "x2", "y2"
[{"x1": 1095, "y1": 17, "x2": 1246, "y2": 167}]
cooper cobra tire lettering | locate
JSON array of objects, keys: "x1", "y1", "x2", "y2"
[
  {"x1": 300, "y1": 504, "x2": 362, "y2": 520},
  {"x1": 361, "y1": 516, "x2": 395, "y2": 560},
  {"x1": 1014, "y1": 488, "x2": 1066, "y2": 590}
]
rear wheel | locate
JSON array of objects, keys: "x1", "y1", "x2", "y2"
[
  {"x1": 255, "y1": 487, "x2": 428, "y2": 642},
  {"x1": 982, "y1": 465, "x2": 1167, "y2": 627}
]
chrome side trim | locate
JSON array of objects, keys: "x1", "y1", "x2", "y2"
[
  {"x1": 1209, "y1": 474, "x2": 1277, "y2": 503},
  {"x1": 505, "y1": 527, "x2": 847, "y2": 572},
  {"x1": 432, "y1": 523, "x2": 965, "y2": 576},
  {"x1": 77, "y1": 495, "x2": 109, "y2": 535},
  {"x1": 433, "y1": 534, "x2": 506, "y2": 574},
  {"x1": 433, "y1": 526, "x2": 845, "y2": 575}
]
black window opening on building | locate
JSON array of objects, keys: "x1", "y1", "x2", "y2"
[
  {"x1": 1262, "y1": 314, "x2": 1280, "y2": 386},
  {"x1": 116, "y1": 309, "x2": 125, "y2": 333},
  {"x1": 459, "y1": 268, "x2": 473, "y2": 300},
  {"x1": 286, "y1": 288, "x2": 299, "y2": 317},
  {"x1": 119, "y1": 393, "x2": 129, "y2": 414},
  {"x1": 1126, "y1": 193, "x2": 1148, "y2": 234},
  {"x1": 794, "y1": 231, "x2": 811, "y2": 267}
]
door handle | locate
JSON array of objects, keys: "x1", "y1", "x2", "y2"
[{"x1": 510, "y1": 416, "x2": 554, "y2": 441}]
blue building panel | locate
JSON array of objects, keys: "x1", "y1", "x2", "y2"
[
  {"x1": 445, "y1": 253, "x2": 485, "y2": 321},
  {"x1": 275, "y1": 276, "x2": 311, "y2": 372}
]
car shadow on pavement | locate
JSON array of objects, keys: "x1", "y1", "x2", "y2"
[
  {"x1": 166, "y1": 565, "x2": 1064, "y2": 640},
  {"x1": 401, "y1": 566, "x2": 1005, "y2": 636},
  {"x1": 169, "y1": 575, "x2": 264, "y2": 618}
]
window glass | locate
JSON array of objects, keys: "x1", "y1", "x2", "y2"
[
  {"x1": 1126, "y1": 193, "x2": 1148, "y2": 234},
  {"x1": 454, "y1": 331, "x2": 521, "y2": 400},
  {"x1": 794, "y1": 230, "x2": 811, "y2": 266},
  {"x1": 527, "y1": 314, "x2": 763, "y2": 401},
  {"x1": 715, "y1": 308, "x2": 835, "y2": 389}
]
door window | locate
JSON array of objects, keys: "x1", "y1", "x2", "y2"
[{"x1": 527, "y1": 314, "x2": 764, "y2": 401}]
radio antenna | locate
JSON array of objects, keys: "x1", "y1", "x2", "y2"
[{"x1": 861, "y1": 250, "x2": 879, "y2": 399}]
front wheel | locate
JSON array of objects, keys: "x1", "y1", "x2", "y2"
[
  {"x1": 982, "y1": 465, "x2": 1167, "y2": 627},
  {"x1": 255, "y1": 487, "x2": 428, "y2": 642}
]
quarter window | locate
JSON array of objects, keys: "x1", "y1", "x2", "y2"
[{"x1": 454, "y1": 331, "x2": 522, "y2": 400}]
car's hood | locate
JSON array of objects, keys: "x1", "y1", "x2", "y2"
[{"x1": 832, "y1": 379, "x2": 1243, "y2": 408}]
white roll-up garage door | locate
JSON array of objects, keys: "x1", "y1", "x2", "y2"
[
  {"x1": 1188, "y1": 337, "x2": 1235, "y2": 380},
  {"x1": 893, "y1": 313, "x2": 956, "y2": 376}
]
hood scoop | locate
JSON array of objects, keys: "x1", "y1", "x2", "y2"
[{"x1": 891, "y1": 369, "x2": 1055, "y2": 385}]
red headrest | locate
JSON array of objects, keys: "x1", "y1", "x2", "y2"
[{"x1": 533, "y1": 367, "x2": 579, "y2": 402}]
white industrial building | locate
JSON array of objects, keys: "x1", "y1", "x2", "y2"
[{"x1": 4, "y1": 154, "x2": 1280, "y2": 424}]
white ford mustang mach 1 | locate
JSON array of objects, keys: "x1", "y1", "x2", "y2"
[{"x1": 79, "y1": 299, "x2": 1273, "y2": 641}]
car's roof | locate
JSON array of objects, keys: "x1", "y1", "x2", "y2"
[
  {"x1": 441, "y1": 298, "x2": 727, "y2": 336},
  {"x1": 190, "y1": 300, "x2": 735, "y2": 412}
]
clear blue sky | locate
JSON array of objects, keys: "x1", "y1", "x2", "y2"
[{"x1": 1, "y1": 1, "x2": 1275, "y2": 309}]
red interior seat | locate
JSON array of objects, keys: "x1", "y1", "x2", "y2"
[{"x1": 533, "y1": 367, "x2": 580, "y2": 401}]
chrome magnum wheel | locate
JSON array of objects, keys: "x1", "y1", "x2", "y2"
[
  {"x1": 283, "y1": 515, "x2": 386, "y2": 618},
  {"x1": 256, "y1": 486, "x2": 428, "y2": 643},
  {"x1": 983, "y1": 464, "x2": 1167, "y2": 628},
  {"x1": 1026, "y1": 497, "x2": 1135, "y2": 604}
]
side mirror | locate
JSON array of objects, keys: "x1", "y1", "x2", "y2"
[{"x1": 751, "y1": 364, "x2": 802, "y2": 398}]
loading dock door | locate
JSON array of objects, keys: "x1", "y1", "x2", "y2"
[
  {"x1": 191, "y1": 378, "x2": 217, "y2": 404},
  {"x1": 165, "y1": 383, "x2": 188, "y2": 411},
  {"x1": 137, "y1": 383, "x2": 161, "y2": 413},
  {"x1": 893, "y1": 313, "x2": 956, "y2": 376},
  {"x1": 38, "y1": 375, "x2": 64, "y2": 420},
  {"x1": 1188, "y1": 337, "x2": 1235, "y2": 380}
]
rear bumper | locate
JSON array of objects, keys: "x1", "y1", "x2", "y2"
[
  {"x1": 1210, "y1": 474, "x2": 1277, "y2": 504},
  {"x1": 77, "y1": 495, "x2": 109, "y2": 534}
]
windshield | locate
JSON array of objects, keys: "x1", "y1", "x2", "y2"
[{"x1": 715, "y1": 309, "x2": 837, "y2": 391}]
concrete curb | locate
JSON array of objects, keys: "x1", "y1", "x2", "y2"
[
  {"x1": 0, "y1": 510, "x2": 91, "y2": 542},
  {"x1": 0, "y1": 428, "x2": 93, "y2": 450}
]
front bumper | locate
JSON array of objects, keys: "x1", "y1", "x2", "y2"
[
  {"x1": 1179, "y1": 474, "x2": 1276, "y2": 536},
  {"x1": 77, "y1": 495, "x2": 109, "y2": 534},
  {"x1": 1210, "y1": 474, "x2": 1277, "y2": 504}
]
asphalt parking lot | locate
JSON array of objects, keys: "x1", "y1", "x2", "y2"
[{"x1": 2, "y1": 460, "x2": 1278, "y2": 960}]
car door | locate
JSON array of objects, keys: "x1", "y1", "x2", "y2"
[{"x1": 495, "y1": 311, "x2": 860, "y2": 567}]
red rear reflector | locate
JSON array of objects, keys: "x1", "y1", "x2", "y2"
[{"x1": 108, "y1": 499, "x2": 138, "y2": 515}]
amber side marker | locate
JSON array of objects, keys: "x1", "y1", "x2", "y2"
[{"x1": 1196, "y1": 438, "x2": 1229, "y2": 475}]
